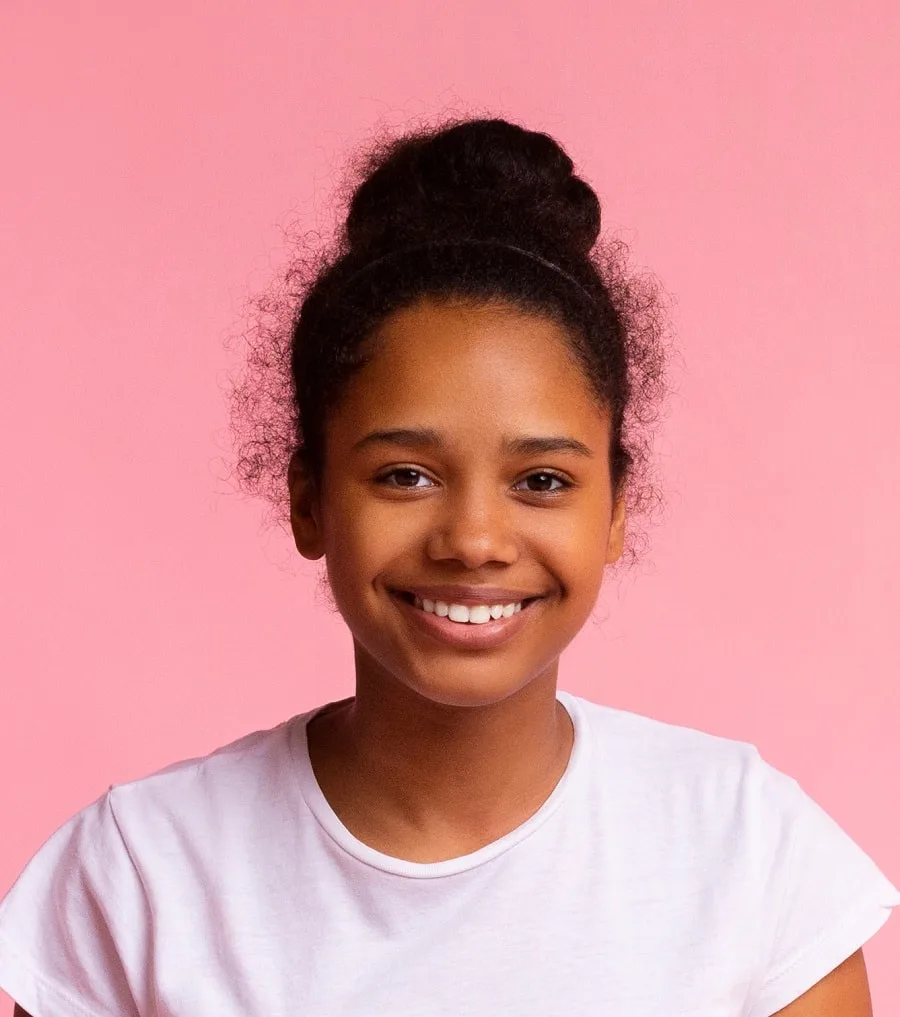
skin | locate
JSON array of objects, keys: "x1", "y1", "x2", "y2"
[
  {"x1": 289, "y1": 296, "x2": 625, "y2": 860},
  {"x1": 11, "y1": 298, "x2": 873, "y2": 1016}
]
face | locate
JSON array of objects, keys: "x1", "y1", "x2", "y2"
[{"x1": 288, "y1": 297, "x2": 625, "y2": 709}]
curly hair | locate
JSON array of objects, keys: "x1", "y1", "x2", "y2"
[{"x1": 226, "y1": 115, "x2": 675, "y2": 575}]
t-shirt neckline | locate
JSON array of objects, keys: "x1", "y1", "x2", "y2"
[{"x1": 289, "y1": 689, "x2": 588, "y2": 879}]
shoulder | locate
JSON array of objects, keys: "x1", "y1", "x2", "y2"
[
  {"x1": 572, "y1": 692, "x2": 783, "y2": 787},
  {"x1": 104, "y1": 709, "x2": 314, "y2": 852},
  {"x1": 568, "y1": 693, "x2": 802, "y2": 851}
]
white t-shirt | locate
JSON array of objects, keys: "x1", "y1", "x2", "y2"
[{"x1": 0, "y1": 690, "x2": 897, "y2": 1017}]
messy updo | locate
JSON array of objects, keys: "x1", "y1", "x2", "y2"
[{"x1": 228, "y1": 115, "x2": 673, "y2": 572}]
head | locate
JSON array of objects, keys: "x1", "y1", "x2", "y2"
[{"x1": 231, "y1": 116, "x2": 670, "y2": 709}]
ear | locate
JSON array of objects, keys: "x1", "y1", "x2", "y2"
[
  {"x1": 287, "y1": 452, "x2": 326, "y2": 561},
  {"x1": 605, "y1": 492, "x2": 626, "y2": 564}
]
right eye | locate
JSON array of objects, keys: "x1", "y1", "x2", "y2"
[{"x1": 375, "y1": 468, "x2": 435, "y2": 489}]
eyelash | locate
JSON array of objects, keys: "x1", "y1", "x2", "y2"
[{"x1": 374, "y1": 468, "x2": 574, "y2": 495}]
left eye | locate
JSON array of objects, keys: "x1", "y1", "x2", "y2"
[
  {"x1": 515, "y1": 472, "x2": 569, "y2": 493},
  {"x1": 380, "y1": 469, "x2": 433, "y2": 488}
]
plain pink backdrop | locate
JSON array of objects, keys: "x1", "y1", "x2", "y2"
[{"x1": 2, "y1": 0, "x2": 898, "y2": 1011}]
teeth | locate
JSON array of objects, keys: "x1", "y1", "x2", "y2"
[{"x1": 412, "y1": 596, "x2": 524, "y2": 623}]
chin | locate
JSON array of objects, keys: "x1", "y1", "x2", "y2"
[{"x1": 398, "y1": 662, "x2": 549, "y2": 710}]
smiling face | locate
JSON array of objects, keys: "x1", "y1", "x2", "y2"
[{"x1": 288, "y1": 296, "x2": 625, "y2": 710}]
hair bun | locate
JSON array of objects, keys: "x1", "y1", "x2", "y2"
[{"x1": 344, "y1": 118, "x2": 601, "y2": 258}]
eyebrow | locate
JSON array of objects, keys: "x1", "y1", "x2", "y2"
[{"x1": 351, "y1": 427, "x2": 594, "y2": 459}]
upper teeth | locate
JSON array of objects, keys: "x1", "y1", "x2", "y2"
[{"x1": 415, "y1": 597, "x2": 523, "y2": 624}]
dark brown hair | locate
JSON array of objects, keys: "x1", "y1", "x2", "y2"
[{"x1": 228, "y1": 115, "x2": 674, "y2": 572}]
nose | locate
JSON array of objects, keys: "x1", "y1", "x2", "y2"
[{"x1": 424, "y1": 484, "x2": 519, "y2": 569}]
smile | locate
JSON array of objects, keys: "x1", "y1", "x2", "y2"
[
  {"x1": 412, "y1": 594, "x2": 523, "y2": 624},
  {"x1": 391, "y1": 591, "x2": 541, "y2": 649}
]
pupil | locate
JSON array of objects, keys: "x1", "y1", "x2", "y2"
[
  {"x1": 398, "y1": 469, "x2": 419, "y2": 486},
  {"x1": 531, "y1": 473, "x2": 553, "y2": 491}
]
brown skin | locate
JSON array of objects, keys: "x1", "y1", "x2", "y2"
[
  {"x1": 289, "y1": 296, "x2": 624, "y2": 860},
  {"x1": 11, "y1": 305, "x2": 874, "y2": 1015}
]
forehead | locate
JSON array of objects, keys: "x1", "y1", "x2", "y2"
[{"x1": 334, "y1": 297, "x2": 605, "y2": 437}]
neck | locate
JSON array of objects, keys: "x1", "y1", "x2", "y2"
[{"x1": 307, "y1": 647, "x2": 574, "y2": 852}]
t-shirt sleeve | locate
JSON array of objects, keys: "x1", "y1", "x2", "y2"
[
  {"x1": 0, "y1": 787, "x2": 150, "y2": 1017},
  {"x1": 747, "y1": 756, "x2": 900, "y2": 1017}
]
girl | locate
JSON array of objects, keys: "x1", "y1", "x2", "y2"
[{"x1": 0, "y1": 116, "x2": 897, "y2": 1016}]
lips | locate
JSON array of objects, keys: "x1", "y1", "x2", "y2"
[
  {"x1": 390, "y1": 587, "x2": 542, "y2": 650},
  {"x1": 395, "y1": 585, "x2": 544, "y2": 607}
]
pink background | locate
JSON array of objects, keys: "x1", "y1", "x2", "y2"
[{"x1": 2, "y1": 0, "x2": 898, "y2": 1010}]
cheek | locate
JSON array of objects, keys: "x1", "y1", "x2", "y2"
[
  {"x1": 562, "y1": 542, "x2": 607, "y2": 588},
  {"x1": 320, "y1": 489, "x2": 408, "y2": 593},
  {"x1": 540, "y1": 512, "x2": 611, "y2": 594}
]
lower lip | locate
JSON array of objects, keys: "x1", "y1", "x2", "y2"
[{"x1": 391, "y1": 593, "x2": 540, "y2": 649}]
